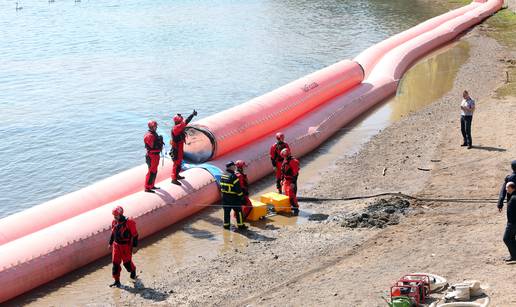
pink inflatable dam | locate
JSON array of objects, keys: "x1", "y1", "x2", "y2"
[
  {"x1": 0, "y1": 0, "x2": 503, "y2": 303},
  {"x1": 0, "y1": 161, "x2": 173, "y2": 245},
  {"x1": 0, "y1": 168, "x2": 219, "y2": 303}
]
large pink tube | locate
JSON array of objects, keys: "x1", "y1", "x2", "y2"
[
  {"x1": 209, "y1": 77, "x2": 397, "y2": 185},
  {"x1": 368, "y1": 0, "x2": 503, "y2": 83},
  {"x1": 214, "y1": 1, "x2": 503, "y2": 184},
  {"x1": 185, "y1": 60, "x2": 364, "y2": 162},
  {"x1": 0, "y1": 168, "x2": 219, "y2": 303},
  {"x1": 211, "y1": 0, "x2": 503, "y2": 188},
  {"x1": 354, "y1": 1, "x2": 481, "y2": 77},
  {"x1": 0, "y1": 0, "x2": 503, "y2": 302},
  {"x1": 0, "y1": 160, "x2": 174, "y2": 245}
]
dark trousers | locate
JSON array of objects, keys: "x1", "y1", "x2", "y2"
[
  {"x1": 460, "y1": 115, "x2": 473, "y2": 146},
  {"x1": 223, "y1": 205, "x2": 243, "y2": 227},
  {"x1": 503, "y1": 223, "x2": 516, "y2": 259}
]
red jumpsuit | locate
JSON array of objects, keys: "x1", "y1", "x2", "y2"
[
  {"x1": 269, "y1": 141, "x2": 290, "y2": 193},
  {"x1": 236, "y1": 170, "x2": 252, "y2": 219},
  {"x1": 281, "y1": 156, "x2": 300, "y2": 212},
  {"x1": 109, "y1": 216, "x2": 138, "y2": 281},
  {"x1": 144, "y1": 130, "x2": 163, "y2": 190},
  {"x1": 170, "y1": 113, "x2": 195, "y2": 180}
]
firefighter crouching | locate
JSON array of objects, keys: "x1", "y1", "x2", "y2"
[
  {"x1": 170, "y1": 110, "x2": 198, "y2": 185},
  {"x1": 236, "y1": 160, "x2": 253, "y2": 220},
  {"x1": 280, "y1": 148, "x2": 300, "y2": 215},
  {"x1": 144, "y1": 120, "x2": 164, "y2": 193},
  {"x1": 109, "y1": 206, "x2": 139, "y2": 288},
  {"x1": 220, "y1": 161, "x2": 248, "y2": 230},
  {"x1": 270, "y1": 132, "x2": 290, "y2": 194}
]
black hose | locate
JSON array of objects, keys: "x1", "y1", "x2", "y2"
[{"x1": 297, "y1": 192, "x2": 498, "y2": 204}]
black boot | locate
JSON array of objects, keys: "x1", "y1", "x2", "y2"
[
  {"x1": 109, "y1": 280, "x2": 121, "y2": 288},
  {"x1": 130, "y1": 271, "x2": 137, "y2": 280},
  {"x1": 144, "y1": 189, "x2": 155, "y2": 193},
  {"x1": 177, "y1": 175, "x2": 185, "y2": 180},
  {"x1": 292, "y1": 208, "x2": 299, "y2": 216},
  {"x1": 171, "y1": 179, "x2": 182, "y2": 185}
]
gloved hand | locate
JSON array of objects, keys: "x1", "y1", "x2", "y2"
[
  {"x1": 193, "y1": 109, "x2": 198, "y2": 116},
  {"x1": 170, "y1": 148, "x2": 178, "y2": 160}
]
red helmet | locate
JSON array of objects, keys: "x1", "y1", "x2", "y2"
[
  {"x1": 280, "y1": 148, "x2": 290, "y2": 158},
  {"x1": 112, "y1": 206, "x2": 124, "y2": 217},
  {"x1": 235, "y1": 160, "x2": 247, "y2": 169},
  {"x1": 148, "y1": 120, "x2": 157, "y2": 130},
  {"x1": 276, "y1": 132, "x2": 284, "y2": 141},
  {"x1": 173, "y1": 114, "x2": 183, "y2": 124}
]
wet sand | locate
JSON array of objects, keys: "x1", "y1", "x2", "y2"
[{"x1": 7, "y1": 9, "x2": 516, "y2": 307}]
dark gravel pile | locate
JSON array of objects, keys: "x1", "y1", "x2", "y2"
[{"x1": 341, "y1": 197, "x2": 410, "y2": 229}]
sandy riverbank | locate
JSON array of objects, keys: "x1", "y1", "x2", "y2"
[
  {"x1": 158, "y1": 24, "x2": 516, "y2": 307},
  {"x1": 171, "y1": 30, "x2": 515, "y2": 306},
  {"x1": 110, "y1": 22, "x2": 514, "y2": 307}
]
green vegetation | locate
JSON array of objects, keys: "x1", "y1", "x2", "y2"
[
  {"x1": 487, "y1": 8, "x2": 516, "y2": 35},
  {"x1": 448, "y1": 0, "x2": 470, "y2": 5},
  {"x1": 485, "y1": 8, "x2": 516, "y2": 98}
]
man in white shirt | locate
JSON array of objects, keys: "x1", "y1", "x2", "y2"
[{"x1": 460, "y1": 90, "x2": 475, "y2": 149}]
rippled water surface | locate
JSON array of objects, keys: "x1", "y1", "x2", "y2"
[{"x1": 0, "y1": 0, "x2": 449, "y2": 217}]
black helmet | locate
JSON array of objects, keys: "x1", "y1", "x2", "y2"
[{"x1": 511, "y1": 160, "x2": 516, "y2": 172}]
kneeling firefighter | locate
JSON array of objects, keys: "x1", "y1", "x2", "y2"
[
  {"x1": 236, "y1": 160, "x2": 253, "y2": 220},
  {"x1": 109, "y1": 206, "x2": 139, "y2": 287},
  {"x1": 220, "y1": 161, "x2": 248, "y2": 230},
  {"x1": 280, "y1": 148, "x2": 300, "y2": 215}
]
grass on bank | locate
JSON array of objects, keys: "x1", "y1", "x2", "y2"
[
  {"x1": 448, "y1": 0, "x2": 470, "y2": 5},
  {"x1": 485, "y1": 8, "x2": 516, "y2": 98}
]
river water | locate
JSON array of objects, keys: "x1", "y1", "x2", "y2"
[{"x1": 0, "y1": 0, "x2": 449, "y2": 218}]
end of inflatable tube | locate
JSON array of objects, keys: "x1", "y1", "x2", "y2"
[{"x1": 184, "y1": 126, "x2": 217, "y2": 163}]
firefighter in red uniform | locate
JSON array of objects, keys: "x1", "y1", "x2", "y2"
[
  {"x1": 109, "y1": 206, "x2": 138, "y2": 288},
  {"x1": 144, "y1": 120, "x2": 164, "y2": 193},
  {"x1": 269, "y1": 132, "x2": 290, "y2": 194},
  {"x1": 170, "y1": 110, "x2": 197, "y2": 185},
  {"x1": 236, "y1": 160, "x2": 253, "y2": 220},
  {"x1": 280, "y1": 148, "x2": 300, "y2": 215}
]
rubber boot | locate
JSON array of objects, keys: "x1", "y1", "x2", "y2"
[{"x1": 292, "y1": 208, "x2": 299, "y2": 216}]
